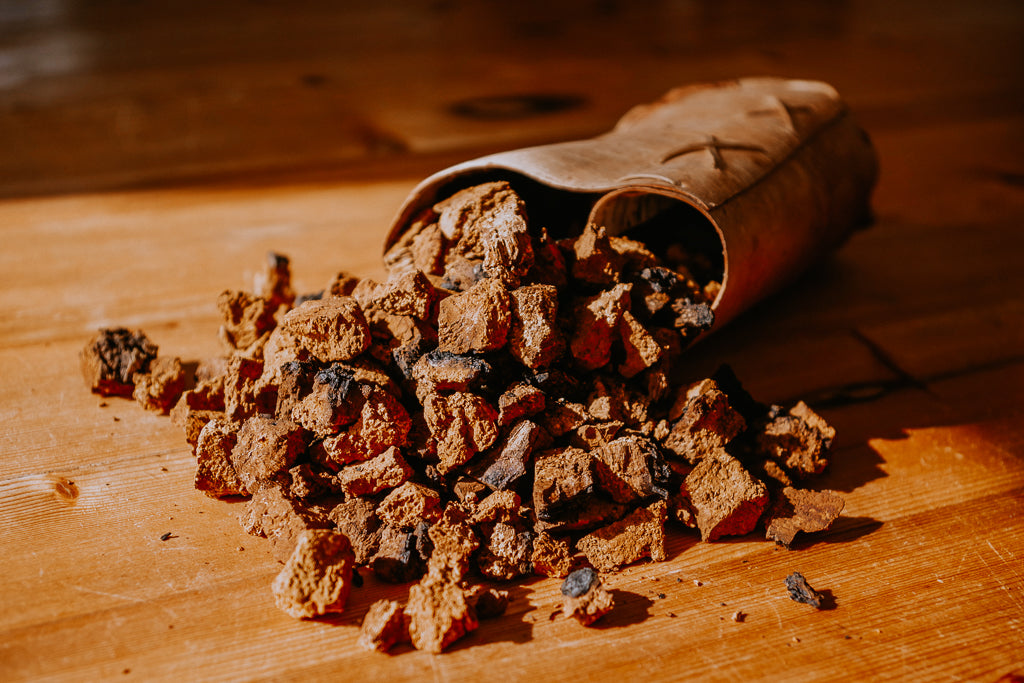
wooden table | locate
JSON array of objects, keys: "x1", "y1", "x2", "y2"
[{"x1": 2, "y1": 2, "x2": 1022, "y2": 680}]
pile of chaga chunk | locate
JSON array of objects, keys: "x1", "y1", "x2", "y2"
[{"x1": 81, "y1": 181, "x2": 844, "y2": 653}]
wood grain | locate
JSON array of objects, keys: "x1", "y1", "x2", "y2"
[{"x1": 1, "y1": 1, "x2": 1023, "y2": 681}]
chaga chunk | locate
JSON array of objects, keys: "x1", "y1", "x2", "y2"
[
  {"x1": 288, "y1": 462, "x2": 340, "y2": 501},
  {"x1": 271, "y1": 529, "x2": 355, "y2": 619},
  {"x1": 530, "y1": 531, "x2": 574, "y2": 578},
  {"x1": 755, "y1": 401, "x2": 835, "y2": 478},
  {"x1": 412, "y1": 349, "x2": 492, "y2": 395},
  {"x1": 576, "y1": 499, "x2": 668, "y2": 572},
  {"x1": 532, "y1": 447, "x2": 596, "y2": 522},
  {"x1": 317, "y1": 387, "x2": 412, "y2": 469},
  {"x1": 224, "y1": 355, "x2": 266, "y2": 421},
  {"x1": 526, "y1": 227, "x2": 568, "y2": 287},
  {"x1": 571, "y1": 224, "x2": 623, "y2": 287},
  {"x1": 471, "y1": 491, "x2": 534, "y2": 580},
  {"x1": 423, "y1": 392, "x2": 499, "y2": 474},
  {"x1": 765, "y1": 487, "x2": 845, "y2": 547},
  {"x1": 279, "y1": 296, "x2": 371, "y2": 362},
  {"x1": 569, "y1": 283, "x2": 632, "y2": 371},
  {"x1": 437, "y1": 278, "x2": 511, "y2": 354},
  {"x1": 290, "y1": 364, "x2": 365, "y2": 437},
  {"x1": 406, "y1": 567, "x2": 479, "y2": 653},
  {"x1": 411, "y1": 222, "x2": 447, "y2": 276},
  {"x1": 591, "y1": 434, "x2": 672, "y2": 505},
  {"x1": 561, "y1": 568, "x2": 615, "y2": 626},
  {"x1": 339, "y1": 446, "x2": 413, "y2": 497},
  {"x1": 617, "y1": 311, "x2": 663, "y2": 378},
  {"x1": 328, "y1": 497, "x2": 382, "y2": 564},
  {"x1": 358, "y1": 599, "x2": 408, "y2": 652},
  {"x1": 377, "y1": 481, "x2": 442, "y2": 530},
  {"x1": 466, "y1": 419, "x2": 544, "y2": 491},
  {"x1": 663, "y1": 380, "x2": 746, "y2": 464},
  {"x1": 81, "y1": 328, "x2": 158, "y2": 397},
  {"x1": 497, "y1": 382, "x2": 546, "y2": 427},
  {"x1": 670, "y1": 298, "x2": 715, "y2": 338},
  {"x1": 427, "y1": 504, "x2": 479, "y2": 579},
  {"x1": 434, "y1": 180, "x2": 532, "y2": 287},
  {"x1": 132, "y1": 356, "x2": 186, "y2": 414},
  {"x1": 683, "y1": 450, "x2": 768, "y2": 541},
  {"x1": 356, "y1": 269, "x2": 439, "y2": 321},
  {"x1": 371, "y1": 523, "x2": 431, "y2": 583},
  {"x1": 194, "y1": 418, "x2": 245, "y2": 498},
  {"x1": 254, "y1": 251, "x2": 296, "y2": 312},
  {"x1": 217, "y1": 290, "x2": 277, "y2": 353},
  {"x1": 537, "y1": 399, "x2": 590, "y2": 438},
  {"x1": 572, "y1": 420, "x2": 624, "y2": 450},
  {"x1": 508, "y1": 284, "x2": 564, "y2": 369},
  {"x1": 785, "y1": 571, "x2": 827, "y2": 609},
  {"x1": 241, "y1": 481, "x2": 330, "y2": 561},
  {"x1": 230, "y1": 416, "x2": 305, "y2": 491}
]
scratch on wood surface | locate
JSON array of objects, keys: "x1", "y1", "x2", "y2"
[{"x1": 65, "y1": 583, "x2": 179, "y2": 620}]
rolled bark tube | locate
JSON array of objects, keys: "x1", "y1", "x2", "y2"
[{"x1": 384, "y1": 77, "x2": 878, "y2": 334}]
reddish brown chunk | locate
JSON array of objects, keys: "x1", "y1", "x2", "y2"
[
  {"x1": 422, "y1": 392, "x2": 499, "y2": 474},
  {"x1": 591, "y1": 434, "x2": 672, "y2": 505},
  {"x1": 241, "y1": 481, "x2": 330, "y2": 561},
  {"x1": 194, "y1": 418, "x2": 245, "y2": 498},
  {"x1": 466, "y1": 420, "x2": 544, "y2": 491},
  {"x1": 765, "y1": 487, "x2": 846, "y2": 547},
  {"x1": 406, "y1": 567, "x2": 479, "y2": 653},
  {"x1": 532, "y1": 447, "x2": 596, "y2": 522},
  {"x1": 377, "y1": 481, "x2": 443, "y2": 529},
  {"x1": 271, "y1": 529, "x2": 355, "y2": 619},
  {"x1": 339, "y1": 446, "x2": 413, "y2": 497},
  {"x1": 571, "y1": 224, "x2": 623, "y2": 287},
  {"x1": 230, "y1": 416, "x2": 305, "y2": 491},
  {"x1": 617, "y1": 311, "x2": 663, "y2": 378},
  {"x1": 569, "y1": 283, "x2": 632, "y2": 371},
  {"x1": 508, "y1": 284, "x2": 564, "y2": 369},
  {"x1": 437, "y1": 278, "x2": 512, "y2": 354},
  {"x1": 497, "y1": 382, "x2": 546, "y2": 426},
  {"x1": 280, "y1": 296, "x2": 371, "y2": 362},
  {"x1": 217, "y1": 290, "x2": 277, "y2": 353},
  {"x1": 576, "y1": 499, "x2": 668, "y2": 572},
  {"x1": 530, "y1": 532, "x2": 574, "y2": 578},
  {"x1": 358, "y1": 599, "x2": 408, "y2": 652},
  {"x1": 328, "y1": 497, "x2": 382, "y2": 565},
  {"x1": 133, "y1": 355, "x2": 186, "y2": 414},
  {"x1": 663, "y1": 380, "x2": 746, "y2": 464},
  {"x1": 755, "y1": 401, "x2": 835, "y2": 478},
  {"x1": 683, "y1": 450, "x2": 768, "y2": 541}
]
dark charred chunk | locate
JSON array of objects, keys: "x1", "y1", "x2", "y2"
[
  {"x1": 413, "y1": 349, "x2": 492, "y2": 393},
  {"x1": 370, "y1": 522, "x2": 432, "y2": 584},
  {"x1": 275, "y1": 360, "x2": 320, "y2": 417},
  {"x1": 561, "y1": 567, "x2": 599, "y2": 598},
  {"x1": 80, "y1": 328, "x2": 159, "y2": 397},
  {"x1": 785, "y1": 571, "x2": 827, "y2": 609},
  {"x1": 671, "y1": 299, "x2": 715, "y2": 336}
]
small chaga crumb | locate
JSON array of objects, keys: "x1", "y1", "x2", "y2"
[
  {"x1": 81, "y1": 328, "x2": 158, "y2": 397},
  {"x1": 569, "y1": 283, "x2": 632, "y2": 371},
  {"x1": 577, "y1": 499, "x2": 668, "y2": 572},
  {"x1": 422, "y1": 392, "x2": 499, "y2": 474},
  {"x1": 530, "y1": 531, "x2": 574, "y2": 578},
  {"x1": 231, "y1": 416, "x2": 305, "y2": 491},
  {"x1": 467, "y1": 586, "x2": 510, "y2": 619},
  {"x1": 508, "y1": 284, "x2": 564, "y2": 369},
  {"x1": 663, "y1": 380, "x2": 746, "y2": 464},
  {"x1": 339, "y1": 446, "x2": 413, "y2": 497},
  {"x1": 472, "y1": 491, "x2": 534, "y2": 580},
  {"x1": 406, "y1": 568, "x2": 479, "y2": 653},
  {"x1": 358, "y1": 599, "x2": 408, "y2": 652},
  {"x1": 279, "y1": 296, "x2": 371, "y2": 362},
  {"x1": 437, "y1": 278, "x2": 511, "y2": 354},
  {"x1": 561, "y1": 567, "x2": 614, "y2": 626},
  {"x1": 254, "y1": 251, "x2": 296, "y2": 312},
  {"x1": 133, "y1": 356, "x2": 186, "y2": 414},
  {"x1": 371, "y1": 522, "x2": 431, "y2": 583},
  {"x1": 731, "y1": 610, "x2": 746, "y2": 623},
  {"x1": 217, "y1": 290, "x2": 277, "y2": 353},
  {"x1": 377, "y1": 481, "x2": 442, "y2": 529},
  {"x1": 272, "y1": 529, "x2": 355, "y2": 619},
  {"x1": 497, "y1": 382, "x2": 546, "y2": 426},
  {"x1": 683, "y1": 450, "x2": 768, "y2": 541},
  {"x1": 328, "y1": 497, "x2": 382, "y2": 565},
  {"x1": 784, "y1": 571, "x2": 826, "y2": 609},
  {"x1": 756, "y1": 402, "x2": 836, "y2": 478},
  {"x1": 194, "y1": 418, "x2": 245, "y2": 497},
  {"x1": 765, "y1": 487, "x2": 845, "y2": 547}
]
